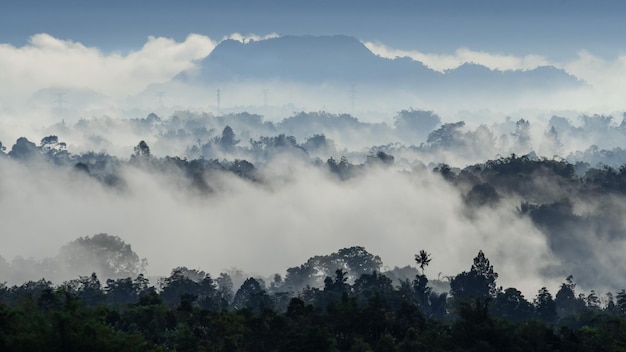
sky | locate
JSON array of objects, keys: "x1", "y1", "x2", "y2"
[{"x1": 2, "y1": 0, "x2": 626, "y2": 59}]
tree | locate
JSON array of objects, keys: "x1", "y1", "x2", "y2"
[
  {"x1": 491, "y1": 287, "x2": 534, "y2": 323},
  {"x1": 555, "y1": 275, "x2": 585, "y2": 318},
  {"x1": 414, "y1": 250, "x2": 431, "y2": 275},
  {"x1": 232, "y1": 277, "x2": 273, "y2": 312},
  {"x1": 62, "y1": 272, "x2": 105, "y2": 307},
  {"x1": 413, "y1": 274, "x2": 431, "y2": 313},
  {"x1": 586, "y1": 290, "x2": 601, "y2": 310},
  {"x1": 324, "y1": 269, "x2": 350, "y2": 294},
  {"x1": 216, "y1": 272, "x2": 234, "y2": 307},
  {"x1": 283, "y1": 246, "x2": 382, "y2": 292},
  {"x1": 8, "y1": 137, "x2": 39, "y2": 161},
  {"x1": 40, "y1": 135, "x2": 67, "y2": 156},
  {"x1": 426, "y1": 121, "x2": 466, "y2": 148},
  {"x1": 105, "y1": 274, "x2": 150, "y2": 306},
  {"x1": 534, "y1": 287, "x2": 557, "y2": 324},
  {"x1": 464, "y1": 183, "x2": 499, "y2": 207},
  {"x1": 302, "y1": 134, "x2": 336, "y2": 155},
  {"x1": 450, "y1": 250, "x2": 498, "y2": 300},
  {"x1": 218, "y1": 126, "x2": 239, "y2": 151},
  {"x1": 336, "y1": 246, "x2": 383, "y2": 280},
  {"x1": 159, "y1": 268, "x2": 200, "y2": 307},
  {"x1": 512, "y1": 118, "x2": 531, "y2": 148},
  {"x1": 352, "y1": 271, "x2": 393, "y2": 302},
  {"x1": 58, "y1": 233, "x2": 147, "y2": 280},
  {"x1": 133, "y1": 140, "x2": 151, "y2": 159},
  {"x1": 365, "y1": 151, "x2": 394, "y2": 166},
  {"x1": 394, "y1": 109, "x2": 441, "y2": 142},
  {"x1": 617, "y1": 289, "x2": 626, "y2": 314}
]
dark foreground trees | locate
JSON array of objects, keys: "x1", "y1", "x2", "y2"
[{"x1": 3, "y1": 250, "x2": 626, "y2": 351}]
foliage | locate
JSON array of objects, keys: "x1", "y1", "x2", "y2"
[
  {"x1": 1, "y1": 245, "x2": 626, "y2": 351},
  {"x1": 58, "y1": 233, "x2": 147, "y2": 279}
]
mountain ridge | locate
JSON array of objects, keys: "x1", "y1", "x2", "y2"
[{"x1": 178, "y1": 34, "x2": 583, "y2": 93}]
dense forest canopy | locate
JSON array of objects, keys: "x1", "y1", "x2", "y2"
[{"x1": 3, "y1": 246, "x2": 626, "y2": 351}]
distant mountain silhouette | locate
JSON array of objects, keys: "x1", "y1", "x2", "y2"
[
  {"x1": 180, "y1": 35, "x2": 436, "y2": 85},
  {"x1": 441, "y1": 63, "x2": 582, "y2": 93},
  {"x1": 177, "y1": 35, "x2": 584, "y2": 95}
]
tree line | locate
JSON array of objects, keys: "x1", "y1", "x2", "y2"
[{"x1": 2, "y1": 245, "x2": 626, "y2": 351}]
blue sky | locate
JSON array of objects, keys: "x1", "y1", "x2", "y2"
[{"x1": 2, "y1": 0, "x2": 625, "y2": 59}]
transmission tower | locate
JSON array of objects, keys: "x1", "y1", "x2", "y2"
[
  {"x1": 217, "y1": 88, "x2": 221, "y2": 112},
  {"x1": 350, "y1": 84, "x2": 356, "y2": 113},
  {"x1": 56, "y1": 92, "x2": 65, "y2": 110},
  {"x1": 157, "y1": 92, "x2": 165, "y2": 107}
]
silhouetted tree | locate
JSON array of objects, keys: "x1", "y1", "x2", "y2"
[
  {"x1": 105, "y1": 274, "x2": 149, "y2": 306},
  {"x1": 218, "y1": 125, "x2": 239, "y2": 151},
  {"x1": 366, "y1": 151, "x2": 394, "y2": 166},
  {"x1": 512, "y1": 118, "x2": 531, "y2": 148},
  {"x1": 132, "y1": 140, "x2": 151, "y2": 159},
  {"x1": 427, "y1": 121, "x2": 465, "y2": 148},
  {"x1": 8, "y1": 137, "x2": 38, "y2": 160},
  {"x1": 62, "y1": 272, "x2": 105, "y2": 307},
  {"x1": 232, "y1": 277, "x2": 273, "y2": 312},
  {"x1": 394, "y1": 109, "x2": 441, "y2": 141},
  {"x1": 58, "y1": 233, "x2": 147, "y2": 279},
  {"x1": 414, "y1": 250, "x2": 431, "y2": 275},
  {"x1": 534, "y1": 287, "x2": 557, "y2": 324},
  {"x1": 555, "y1": 275, "x2": 585, "y2": 319},
  {"x1": 491, "y1": 287, "x2": 534, "y2": 323},
  {"x1": 616, "y1": 289, "x2": 626, "y2": 314},
  {"x1": 450, "y1": 250, "x2": 498, "y2": 300},
  {"x1": 464, "y1": 183, "x2": 500, "y2": 207}
]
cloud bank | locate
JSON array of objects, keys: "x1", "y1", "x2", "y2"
[
  {"x1": 2, "y1": 32, "x2": 626, "y2": 114},
  {"x1": 363, "y1": 41, "x2": 550, "y2": 72},
  {"x1": 0, "y1": 33, "x2": 216, "y2": 101},
  {"x1": 0, "y1": 153, "x2": 558, "y2": 296}
]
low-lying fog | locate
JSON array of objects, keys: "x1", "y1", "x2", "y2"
[
  {"x1": 3, "y1": 32, "x2": 626, "y2": 299},
  {"x1": 3, "y1": 108, "x2": 626, "y2": 299}
]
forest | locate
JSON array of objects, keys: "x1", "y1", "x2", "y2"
[
  {"x1": 4, "y1": 110, "x2": 626, "y2": 350},
  {"x1": 2, "y1": 244, "x2": 626, "y2": 351}
]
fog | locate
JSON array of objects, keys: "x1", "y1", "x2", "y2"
[
  {"x1": 2, "y1": 110, "x2": 626, "y2": 295},
  {"x1": 0, "y1": 147, "x2": 559, "y2": 295},
  {"x1": 4, "y1": 32, "x2": 626, "y2": 300}
]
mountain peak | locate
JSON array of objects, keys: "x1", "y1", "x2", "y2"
[{"x1": 179, "y1": 34, "x2": 583, "y2": 95}]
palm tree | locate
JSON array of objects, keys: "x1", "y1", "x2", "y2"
[{"x1": 415, "y1": 250, "x2": 431, "y2": 275}]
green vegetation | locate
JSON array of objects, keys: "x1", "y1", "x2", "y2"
[{"x1": 3, "y1": 249, "x2": 626, "y2": 351}]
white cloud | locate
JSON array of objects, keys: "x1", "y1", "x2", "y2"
[
  {"x1": 562, "y1": 50, "x2": 626, "y2": 108},
  {"x1": 0, "y1": 154, "x2": 560, "y2": 296},
  {"x1": 223, "y1": 32, "x2": 280, "y2": 44},
  {"x1": 363, "y1": 41, "x2": 550, "y2": 72},
  {"x1": 0, "y1": 33, "x2": 217, "y2": 101},
  {"x1": 362, "y1": 41, "x2": 626, "y2": 111}
]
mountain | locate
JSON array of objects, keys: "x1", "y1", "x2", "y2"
[
  {"x1": 439, "y1": 63, "x2": 584, "y2": 96},
  {"x1": 179, "y1": 35, "x2": 437, "y2": 85},
  {"x1": 179, "y1": 35, "x2": 583, "y2": 94}
]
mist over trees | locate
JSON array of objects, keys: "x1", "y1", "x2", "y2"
[
  {"x1": 5, "y1": 108, "x2": 626, "y2": 349},
  {"x1": 5, "y1": 110, "x2": 626, "y2": 291}
]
